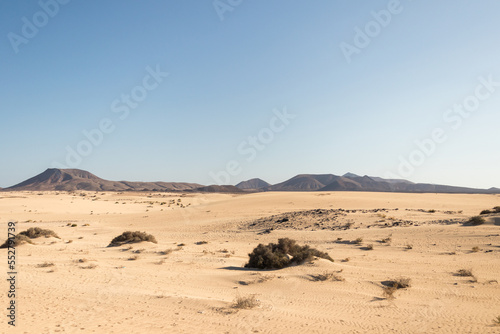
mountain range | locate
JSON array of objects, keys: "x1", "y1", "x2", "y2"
[{"x1": 3, "y1": 168, "x2": 499, "y2": 194}]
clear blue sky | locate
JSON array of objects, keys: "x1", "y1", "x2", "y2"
[{"x1": 1, "y1": 0, "x2": 499, "y2": 189}]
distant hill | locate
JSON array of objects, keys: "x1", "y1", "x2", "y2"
[
  {"x1": 235, "y1": 178, "x2": 270, "y2": 190},
  {"x1": 265, "y1": 174, "x2": 338, "y2": 191},
  {"x1": 6, "y1": 169, "x2": 202, "y2": 192},
  {"x1": 3, "y1": 168, "x2": 499, "y2": 194},
  {"x1": 263, "y1": 173, "x2": 500, "y2": 194}
]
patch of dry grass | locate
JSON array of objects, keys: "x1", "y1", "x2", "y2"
[{"x1": 232, "y1": 295, "x2": 260, "y2": 309}]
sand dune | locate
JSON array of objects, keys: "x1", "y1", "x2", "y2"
[{"x1": 0, "y1": 191, "x2": 499, "y2": 333}]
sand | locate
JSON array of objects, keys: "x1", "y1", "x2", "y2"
[{"x1": 0, "y1": 191, "x2": 499, "y2": 333}]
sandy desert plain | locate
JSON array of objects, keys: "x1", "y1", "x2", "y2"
[{"x1": 0, "y1": 190, "x2": 499, "y2": 334}]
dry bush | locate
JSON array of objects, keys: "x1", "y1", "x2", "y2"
[
  {"x1": 382, "y1": 277, "x2": 411, "y2": 300},
  {"x1": 157, "y1": 249, "x2": 174, "y2": 256},
  {"x1": 380, "y1": 237, "x2": 392, "y2": 244},
  {"x1": 196, "y1": 241, "x2": 208, "y2": 245},
  {"x1": 245, "y1": 238, "x2": 333, "y2": 270},
  {"x1": 406, "y1": 244, "x2": 413, "y2": 250},
  {"x1": 353, "y1": 237, "x2": 363, "y2": 245},
  {"x1": 456, "y1": 269, "x2": 473, "y2": 277},
  {"x1": 471, "y1": 246, "x2": 481, "y2": 253},
  {"x1": 232, "y1": 295, "x2": 260, "y2": 309},
  {"x1": 341, "y1": 257, "x2": 350, "y2": 262},
  {"x1": 80, "y1": 263, "x2": 97, "y2": 269},
  {"x1": 0, "y1": 235, "x2": 33, "y2": 248},
  {"x1": 467, "y1": 216, "x2": 485, "y2": 226},
  {"x1": 383, "y1": 285, "x2": 397, "y2": 300},
  {"x1": 493, "y1": 316, "x2": 500, "y2": 326},
  {"x1": 365, "y1": 244, "x2": 374, "y2": 250},
  {"x1": 311, "y1": 271, "x2": 345, "y2": 282},
  {"x1": 456, "y1": 268, "x2": 476, "y2": 281},
  {"x1": 128, "y1": 255, "x2": 139, "y2": 261},
  {"x1": 19, "y1": 227, "x2": 60, "y2": 239},
  {"x1": 108, "y1": 231, "x2": 157, "y2": 246},
  {"x1": 36, "y1": 262, "x2": 55, "y2": 268}
]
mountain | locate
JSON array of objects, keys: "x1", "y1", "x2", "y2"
[
  {"x1": 265, "y1": 174, "x2": 338, "y2": 191},
  {"x1": 235, "y1": 178, "x2": 270, "y2": 190},
  {"x1": 4, "y1": 169, "x2": 499, "y2": 194},
  {"x1": 264, "y1": 173, "x2": 500, "y2": 194},
  {"x1": 7, "y1": 169, "x2": 202, "y2": 192}
]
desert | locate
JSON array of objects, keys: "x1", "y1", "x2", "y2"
[{"x1": 1, "y1": 189, "x2": 499, "y2": 333}]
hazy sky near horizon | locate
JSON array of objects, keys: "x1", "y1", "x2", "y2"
[{"x1": 1, "y1": 0, "x2": 499, "y2": 189}]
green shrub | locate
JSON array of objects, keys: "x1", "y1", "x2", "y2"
[
  {"x1": 245, "y1": 238, "x2": 333, "y2": 270},
  {"x1": 108, "y1": 231, "x2": 157, "y2": 247}
]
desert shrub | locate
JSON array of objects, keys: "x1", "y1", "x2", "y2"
[
  {"x1": 471, "y1": 246, "x2": 481, "y2": 253},
  {"x1": 389, "y1": 277, "x2": 412, "y2": 289},
  {"x1": 196, "y1": 241, "x2": 208, "y2": 245},
  {"x1": 311, "y1": 271, "x2": 345, "y2": 282},
  {"x1": 494, "y1": 206, "x2": 500, "y2": 213},
  {"x1": 232, "y1": 295, "x2": 260, "y2": 309},
  {"x1": 365, "y1": 244, "x2": 374, "y2": 250},
  {"x1": 480, "y1": 210, "x2": 493, "y2": 215},
  {"x1": 0, "y1": 235, "x2": 33, "y2": 248},
  {"x1": 19, "y1": 227, "x2": 59, "y2": 239},
  {"x1": 456, "y1": 269, "x2": 474, "y2": 277},
  {"x1": 383, "y1": 285, "x2": 397, "y2": 300},
  {"x1": 380, "y1": 237, "x2": 392, "y2": 244},
  {"x1": 467, "y1": 216, "x2": 485, "y2": 226},
  {"x1": 353, "y1": 237, "x2": 363, "y2": 245},
  {"x1": 382, "y1": 277, "x2": 411, "y2": 299},
  {"x1": 493, "y1": 316, "x2": 500, "y2": 326},
  {"x1": 245, "y1": 238, "x2": 333, "y2": 270},
  {"x1": 36, "y1": 262, "x2": 55, "y2": 268},
  {"x1": 108, "y1": 231, "x2": 157, "y2": 246},
  {"x1": 406, "y1": 244, "x2": 413, "y2": 250}
]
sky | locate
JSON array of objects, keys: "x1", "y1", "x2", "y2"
[{"x1": 1, "y1": 0, "x2": 499, "y2": 189}]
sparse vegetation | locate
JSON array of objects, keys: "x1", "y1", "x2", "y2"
[
  {"x1": 108, "y1": 231, "x2": 157, "y2": 246},
  {"x1": 365, "y1": 244, "x2": 374, "y2": 250},
  {"x1": 19, "y1": 227, "x2": 59, "y2": 239},
  {"x1": 467, "y1": 216, "x2": 485, "y2": 226},
  {"x1": 36, "y1": 262, "x2": 55, "y2": 268},
  {"x1": 456, "y1": 268, "x2": 474, "y2": 277},
  {"x1": 196, "y1": 241, "x2": 208, "y2": 245},
  {"x1": 405, "y1": 244, "x2": 413, "y2": 250},
  {"x1": 128, "y1": 255, "x2": 139, "y2": 261},
  {"x1": 380, "y1": 237, "x2": 392, "y2": 244},
  {"x1": 245, "y1": 238, "x2": 333, "y2": 270},
  {"x1": 480, "y1": 207, "x2": 500, "y2": 215},
  {"x1": 493, "y1": 315, "x2": 500, "y2": 326},
  {"x1": 353, "y1": 237, "x2": 363, "y2": 245},
  {"x1": 0, "y1": 234, "x2": 33, "y2": 248},
  {"x1": 1, "y1": 227, "x2": 60, "y2": 248},
  {"x1": 341, "y1": 257, "x2": 350, "y2": 262},
  {"x1": 382, "y1": 277, "x2": 412, "y2": 300},
  {"x1": 471, "y1": 246, "x2": 481, "y2": 253},
  {"x1": 80, "y1": 263, "x2": 97, "y2": 269},
  {"x1": 232, "y1": 295, "x2": 260, "y2": 309},
  {"x1": 311, "y1": 271, "x2": 345, "y2": 282}
]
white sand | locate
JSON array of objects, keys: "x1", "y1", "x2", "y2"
[{"x1": 0, "y1": 191, "x2": 499, "y2": 333}]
